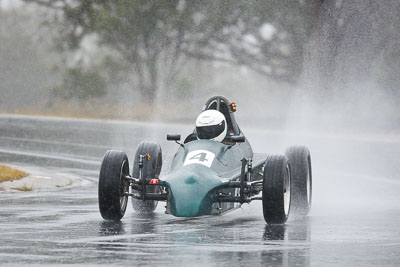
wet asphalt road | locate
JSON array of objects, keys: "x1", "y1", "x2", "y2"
[{"x1": 1, "y1": 115, "x2": 400, "y2": 266}]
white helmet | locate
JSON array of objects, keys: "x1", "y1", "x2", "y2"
[{"x1": 195, "y1": 110, "x2": 227, "y2": 142}]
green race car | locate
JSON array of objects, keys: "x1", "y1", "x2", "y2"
[{"x1": 98, "y1": 96, "x2": 312, "y2": 224}]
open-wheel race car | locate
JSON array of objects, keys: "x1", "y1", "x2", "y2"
[{"x1": 98, "y1": 96, "x2": 312, "y2": 224}]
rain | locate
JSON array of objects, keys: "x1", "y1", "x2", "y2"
[{"x1": 0, "y1": 0, "x2": 400, "y2": 266}]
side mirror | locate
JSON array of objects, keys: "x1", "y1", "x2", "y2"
[
  {"x1": 167, "y1": 134, "x2": 181, "y2": 141},
  {"x1": 231, "y1": 136, "x2": 245, "y2": 143}
]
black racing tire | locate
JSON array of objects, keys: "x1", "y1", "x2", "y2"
[
  {"x1": 262, "y1": 155, "x2": 291, "y2": 224},
  {"x1": 285, "y1": 146, "x2": 312, "y2": 216},
  {"x1": 98, "y1": 150, "x2": 130, "y2": 221},
  {"x1": 131, "y1": 141, "x2": 162, "y2": 213}
]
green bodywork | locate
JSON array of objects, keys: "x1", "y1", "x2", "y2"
[
  {"x1": 160, "y1": 165, "x2": 227, "y2": 217},
  {"x1": 158, "y1": 139, "x2": 253, "y2": 217}
]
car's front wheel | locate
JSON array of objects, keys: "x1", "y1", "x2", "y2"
[
  {"x1": 262, "y1": 155, "x2": 291, "y2": 224},
  {"x1": 98, "y1": 150, "x2": 130, "y2": 221}
]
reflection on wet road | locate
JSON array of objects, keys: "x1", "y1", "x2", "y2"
[
  {"x1": 1, "y1": 187, "x2": 399, "y2": 266},
  {"x1": 1, "y1": 115, "x2": 400, "y2": 266},
  {"x1": 0, "y1": 186, "x2": 312, "y2": 265}
]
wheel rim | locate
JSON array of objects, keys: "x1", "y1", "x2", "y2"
[
  {"x1": 284, "y1": 165, "x2": 291, "y2": 216},
  {"x1": 119, "y1": 160, "x2": 129, "y2": 212}
]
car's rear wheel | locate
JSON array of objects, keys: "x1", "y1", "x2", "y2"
[
  {"x1": 98, "y1": 150, "x2": 130, "y2": 221},
  {"x1": 262, "y1": 155, "x2": 291, "y2": 224},
  {"x1": 131, "y1": 141, "x2": 162, "y2": 213},
  {"x1": 285, "y1": 146, "x2": 312, "y2": 216}
]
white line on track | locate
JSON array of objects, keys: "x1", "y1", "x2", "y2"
[{"x1": 0, "y1": 148, "x2": 100, "y2": 165}]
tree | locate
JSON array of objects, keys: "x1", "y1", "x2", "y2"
[
  {"x1": 52, "y1": 67, "x2": 107, "y2": 102},
  {"x1": 23, "y1": 0, "x2": 314, "y2": 103}
]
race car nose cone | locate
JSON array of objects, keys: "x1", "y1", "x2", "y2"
[
  {"x1": 171, "y1": 178, "x2": 206, "y2": 217},
  {"x1": 164, "y1": 165, "x2": 222, "y2": 217},
  {"x1": 184, "y1": 176, "x2": 198, "y2": 184}
]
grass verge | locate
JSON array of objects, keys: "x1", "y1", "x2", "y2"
[{"x1": 0, "y1": 165, "x2": 28, "y2": 182}]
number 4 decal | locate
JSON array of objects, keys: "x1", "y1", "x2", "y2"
[
  {"x1": 184, "y1": 150, "x2": 215, "y2": 168},
  {"x1": 190, "y1": 152, "x2": 208, "y2": 162}
]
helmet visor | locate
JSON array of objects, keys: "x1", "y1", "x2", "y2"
[{"x1": 196, "y1": 121, "x2": 226, "y2": 140}]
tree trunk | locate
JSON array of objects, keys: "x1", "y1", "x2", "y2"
[
  {"x1": 311, "y1": 0, "x2": 323, "y2": 28},
  {"x1": 305, "y1": 0, "x2": 343, "y2": 93},
  {"x1": 139, "y1": 55, "x2": 158, "y2": 106}
]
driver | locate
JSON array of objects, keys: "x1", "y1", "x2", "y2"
[{"x1": 195, "y1": 110, "x2": 227, "y2": 142}]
